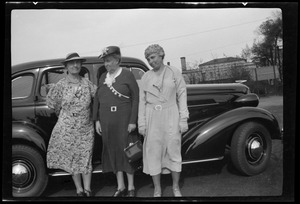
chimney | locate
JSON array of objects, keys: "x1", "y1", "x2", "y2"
[{"x1": 180, "y1": 57, "x2": 187, "y2": 71}]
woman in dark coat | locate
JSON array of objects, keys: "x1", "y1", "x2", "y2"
[{"x1": 92, "y1": 46, "x2": 139, "y2": 197}]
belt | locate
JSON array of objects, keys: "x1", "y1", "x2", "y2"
[
  {"x1": 146, "y1": 103, "x2": 176, "y2": 111},
  {"x1": 100, "y1": 105, "x2": 129, "y2": 112},
  {"x1": 71, "y1": 111, "x2": 88, "y2": 117},
  {"x1": 110, "y1": 106, "x2": 117, "y2": 112}
]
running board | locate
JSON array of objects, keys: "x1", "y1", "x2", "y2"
[
  {"x1": 182, "y1": 156, "x2": 224, "y2": 165},
  {"x1": 49, "y1": 157, "x2": 223, "y2": 176},
  {"x1": 49, "y1": 164, "x2": 103, "y2": 177}
]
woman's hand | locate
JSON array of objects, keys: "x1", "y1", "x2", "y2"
[
  {"x1": 95, "y1": 120, "x2": 102, "y2": 135},
  {"x1": 127, "y1": 123, "x2": 136, "y2": 133},
  {"x1": 179, "y1": 119, "x2": 188, "y2": 134},
  {"x1": 138, "y1": 127, "x2": 146, "y2": 137}
]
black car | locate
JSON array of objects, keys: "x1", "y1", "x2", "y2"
[{"x1": 12, "y1": 56, "x2": 282, "y2": 197}]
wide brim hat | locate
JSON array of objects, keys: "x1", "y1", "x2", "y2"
[
  {"x1": 62, "y1": 52, "x2": 86, "y2": 65},
  {"x1": 98, "y1": 46, "x2": 121, "y2": 59}
]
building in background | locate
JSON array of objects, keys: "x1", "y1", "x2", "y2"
[{"x1": 182, "y1": 56, "x2": 281, "y2": 85}]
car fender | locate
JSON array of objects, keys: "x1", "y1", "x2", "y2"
[
  {"x1": 182, "y1": 106, "x2": 281, "y2": 161},
  {"x1": 12, "y1": 121, "x2": 47, "y2": 152}
]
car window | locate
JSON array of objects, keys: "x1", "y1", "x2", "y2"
[
  {"x1": 40, "y1": 67, "x2": 90, "y2": 97},
  {"x1": 40, "y1": 68, "x2": 66, "y2": 97},
  {"x1": 79, "y1": 66, "x2": 90, "y2": 79},
  {"x1": 129, "y1": 67, "x2": 145, "y2": 88},
  {"x1": 12, "y1": 74, "x2": 34, "y2": 99},
  {"x1": 130, "y1": 67, "x2": 145, "y2": 80}
]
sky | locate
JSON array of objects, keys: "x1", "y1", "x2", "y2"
[{"x1": 10, "y1": 6, "x2": 282, "y2": 69}]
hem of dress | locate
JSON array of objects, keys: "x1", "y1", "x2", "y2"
[
  {"x1": 47, "y1": 165, "x2": 93, "y2": 175},
  {"x1": 143, "y1": 167, "x2": 182, "y2": 176}
]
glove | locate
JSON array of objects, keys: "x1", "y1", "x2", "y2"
[
  {"x1": 179, "y1": 119, "x2": 188, "y2": 134},
  {"x1": 138, "y1": 127, "x2": 146, "y2": 137},
  {"x1": 128, "y1": 124, "x2": 136, "y2": 133}
]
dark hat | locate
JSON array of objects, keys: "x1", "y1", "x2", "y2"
[
  {"x1": 62, "y1": 52, "x2": 86, "y2": 65},
  {"x1": 98, "y1": 46, "x2": 121, "y2": 59}
]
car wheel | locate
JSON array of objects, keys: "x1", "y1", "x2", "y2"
[
  {"x1": 230, "y1": 121, "x2": 272, "y2": 176},
  {"x1": 12, "y1": 145, "x2": 48, "y2": 197}
]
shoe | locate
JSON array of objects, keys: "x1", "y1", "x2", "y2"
[
  {"x1": 153, "y1": 190, "x2": 162, "y2": 197},
  {"x1": 77, "y1": 191, "x2": 86, "y2": 197},
  {"x1": 172, "y1": 187, "x2": 182, "y2": 197},
  {"x1": 127, "y1": 189, "x2": 135, "y2": 197},
  {"x1": 84, "y1": 189, "x2": 94, "y2": 197},
  {"x1": 113, "y1": 188, "x2": 127, "y2": 197}
]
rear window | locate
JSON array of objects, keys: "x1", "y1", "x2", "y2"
[{"x1": 12, "y1": 74, "x2": 34, "y2": 99}]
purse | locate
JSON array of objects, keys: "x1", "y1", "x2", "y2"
[{"x1": 124, "y1": 130, "x2": 143, "y2": 164}]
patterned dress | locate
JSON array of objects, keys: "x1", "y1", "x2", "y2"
[
  {"x1": 92, "y1": 68, "x2": 139, "y2": 174},
  {"x1": 46, "y1": 77, "x2": 97, "y2": 174},
  {"x1": 138, "y1": 65, "x2": 189, "y2": 176}
]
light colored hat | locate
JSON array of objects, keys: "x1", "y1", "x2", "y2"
[
  {"x1": 144, "y1": 44, "x2": 165, "y2": 59},
  {"x1": 98, "y1": 46, "x2": 121, "y2": 59},
  {"x1": 62, "y1": 52, "x2": 86, "y2": 65}
]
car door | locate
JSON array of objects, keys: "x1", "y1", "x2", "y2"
[
  {"x1": 12, "y1": 69, "x2": 38, "y2": 124},
  {"x1": 34, "y1": 66, "x2": 67, "y2": 142}
]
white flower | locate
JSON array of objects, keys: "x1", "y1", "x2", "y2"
[{"x1": 100, "y1": 47, "x2": 109, "y2": 57}]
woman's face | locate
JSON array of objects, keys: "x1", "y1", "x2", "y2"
[
  {"x1": 66, "y1": 60, "x2": 82, "y2": 75},
  {"x1": 104, "y1": 55, "x2": 119, "y2": 74},
  {"x1": 146, "y1": 53, "x2": 163, "y2": 71}
]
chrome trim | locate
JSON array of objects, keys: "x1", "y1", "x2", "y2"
[
  {"x1": 182, "y1": 156, "x2": 224, "y2": 165},
  {"x1": 188, "y1": 103, "x2": 219, "y2": 108},
  {"x1": 49, "y1": 171, "x2": 70, "y2": 177},
  {"x1": 12, "y1": 96, "x2": 29, "y2": 100}
]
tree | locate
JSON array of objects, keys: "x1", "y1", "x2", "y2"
[
  {"x1": 251, "y1": 14, "x2": 283, "y2": 82},
  {"x1": 229, "y1": 64, "x2": 252, "y2": 82},
  {"x1": 240, "y1": 44, "x2": 252, "y2": 62}
]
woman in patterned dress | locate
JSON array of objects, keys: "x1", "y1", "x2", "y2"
[
  {"x1": 138, "y1": 44, "x2": 189, "y2": 197},
  {"x1": 46, "y1": 52, "x2": 97, "y2": 197},
  {"x1": 92, "y1": 46, "x2": 139, "y2": 197}
]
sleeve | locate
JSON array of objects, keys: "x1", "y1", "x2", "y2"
[
  {"x1": 46, "y1": 81, "x2": 63, "y2": 116},
  {"x1": 128, "y1": 72, "x2": 140, "y2": 124},
  {"x1": 138, "y1": 74, "x2": 147, "y2": 130},
  {"x1": 88, "y1": 80, "x2": 97, "y2": 97},
  {"x1": 174, "y1": 69, "x2": 189, "y2": 120},
  {"x1": 92, "y1": 87, "x2": 100, "y2": 121}
]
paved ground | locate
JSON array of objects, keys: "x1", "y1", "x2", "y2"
[
  {"x1": 43, "y1": 139, "x2": 283, "y2": 200},
  {"x1": 258, "y1": 95, "x2": 283, "y2": 108},
  {"x1": 258, "y1": 95, "x2": 283, "y2": 130}
]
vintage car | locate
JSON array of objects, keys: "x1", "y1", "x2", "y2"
[{"x1": 11, "y1": 56, "x2": 282, "y2": 197}]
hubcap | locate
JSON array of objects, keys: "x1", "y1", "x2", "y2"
[
  {"x1": 12, "y1": 159, "x2": 35, "y2": 191},
  {"x1": 246, "y1": 134, "x2": 264, "y2": 164}
]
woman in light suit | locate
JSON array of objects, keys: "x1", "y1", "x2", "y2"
[{"x1": 138, "y1": 44, "x2": 189, "y2": 197}]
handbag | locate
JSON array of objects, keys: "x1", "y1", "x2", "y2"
[{"x1": 124, "y1": 130, "x2": 143, "y2": 164}]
